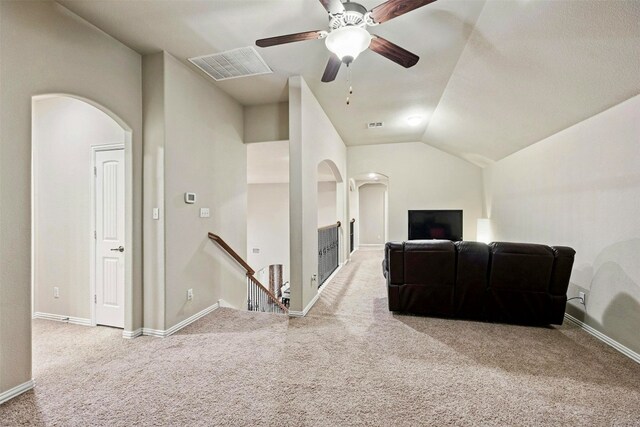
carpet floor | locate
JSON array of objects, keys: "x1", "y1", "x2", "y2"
[{"x1": 1, "y1": 249, "x2": 639, "y2": 426}]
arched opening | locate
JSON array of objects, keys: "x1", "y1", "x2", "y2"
[
  {"x1": 31, "y1": 94, "x2": 134, "y2": 334},
  {"x1": 350, "y1": 172, "x2": 389, "y2": 251},
  {"x1": 316, "y1": 159, "x2": 345, "y2": 288}
]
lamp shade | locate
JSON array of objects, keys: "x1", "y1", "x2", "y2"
[
  {"x1": 325, "y1": 26, "x2": 371, "y2": 64},
  {"x1": 477, "y1": 218, "x2": 491, "y2": 244}
]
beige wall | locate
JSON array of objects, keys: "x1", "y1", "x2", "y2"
[
  {"x1": 32, "y1": 96, "x2": 125, "y2": 320},
  {"x1": 317, "y1": 181, "x2": 337, "y2": 228},
  {"x1": 163, "y1": 52, "x2": 247, "y2": 328},
  {"x1": 142, "y1": 52, "x2": 166, "y2": 331},
  {"x1": 359, "y1": 184, "x2": 386, "y2": 245},
  {"x1": 243, "y1": 102, "x2": 288, "y2": 143},
  {"x1": 483, "y1": 94, "x2": 640, "y2": 355},
  {"x1": 143, "y1": 51, "x2": 247, "y2": 330},
  {"x1": 0, "y1": 1, "x2": 143, "y2": 395},
  {"x1": 348, "y1": 142, "x2": 483, "y2": 242},
  {"x1": 289, "y1": 76, "x2": 348, "y2": 313},
  {"x1": 247, "y1": 183, "x2": 290, "y2": 282}
]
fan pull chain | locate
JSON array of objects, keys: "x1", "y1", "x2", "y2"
[{"x1": 346, "y1": 65, "x2": 353, "y2": 106}]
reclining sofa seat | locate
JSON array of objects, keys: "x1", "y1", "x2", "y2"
[{"x1": 383, "y1": 240, "x2": 575, "y2": 325}]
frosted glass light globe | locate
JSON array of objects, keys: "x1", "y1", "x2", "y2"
[{"x1": 325, "y1": 26, "x2": 371, "y2": 64}]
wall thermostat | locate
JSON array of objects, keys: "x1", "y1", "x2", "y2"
[{"x1": 184, "y1": 192, "x2": 196, "y2": 204}]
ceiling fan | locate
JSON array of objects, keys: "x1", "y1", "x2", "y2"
[{"x1": 256, "y1": 0, "x2": 437, "y2": 82}]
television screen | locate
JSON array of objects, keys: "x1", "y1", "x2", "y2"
[{"x1": 408, "y1": 210, "x2": 463, "y2": 241}]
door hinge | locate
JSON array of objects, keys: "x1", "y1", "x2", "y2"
[
  {"x1": 94, "y1": 230, "x2": 97, "y2": 239},
  {"x1": 94, "y1": 166, "x2": 97, "y2": 176},
  {"x1": 94, "y1": 294, "x2": 97, "y2": 304}
]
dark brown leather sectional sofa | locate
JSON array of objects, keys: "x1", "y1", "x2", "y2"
[{"x1": 382, "y1": 240, "x2": 575, "y2": 325}]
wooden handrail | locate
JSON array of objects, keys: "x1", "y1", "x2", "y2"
[
  {"x1": 208, "y1": 232, "x2": 288, "y2": 313},
  {"x1": 248, "y1": 275, "x2": 289, "y2": 312},
  {"x1": 208, "y1": 232, "x2": 254, "y2": 275},
  {"x1": 318, "y1": 221, "x2": 341, "y2": 231}
]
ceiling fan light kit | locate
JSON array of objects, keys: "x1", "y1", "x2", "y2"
[
  {"x1": 325, "y1": 26, "x2": 371, "y2": 64},
  {"x1": 256, "y1": 0, "x2": 437, "y2": 82}
]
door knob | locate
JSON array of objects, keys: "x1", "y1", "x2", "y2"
[{"x1": 110, "y1": 246, "x2": 125, "y2": 253}]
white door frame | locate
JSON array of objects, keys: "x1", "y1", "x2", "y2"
[{"x1": 90, "y1": 143, "x2": 126, "y2": 327}]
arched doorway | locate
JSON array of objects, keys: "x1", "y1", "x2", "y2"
[
  {"x1": 31, "y1": 94, "x2": 134, "y2": 332},
  {"x1": 350, "y1": 172, "x2": 389, "y2": 251}
]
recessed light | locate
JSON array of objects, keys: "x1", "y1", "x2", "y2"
[
  {"x1": 407, "y1": 115, "x2": 423, "y2": 126},
  {"x1": 368, "y1": 173, "x2": 376, "y2": 178}
]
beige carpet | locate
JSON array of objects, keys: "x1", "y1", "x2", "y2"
[{"x1": 1, "y1": 249, "x2": 639, "y2": 426}]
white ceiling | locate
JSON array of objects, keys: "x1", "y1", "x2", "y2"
[{"x1": 59, "y1": 0, "x2": 640, "y2": 166}]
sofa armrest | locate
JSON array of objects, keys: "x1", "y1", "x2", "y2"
[
  {"x1": 549, "y1": 246, "x2": 576, "y2": 295},
  {"x1": 384, "y1": 242, "x2": 404, "y2": 285}
]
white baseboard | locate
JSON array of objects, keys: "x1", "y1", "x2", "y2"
[
  {"x1": 289, "y1": 291, "x2": 321, "y2": 318},
  {"x1": 358, "y1": 244, "x2": 384, "y2": 249},
  {"x1": 0, "y1": 379, "x2": 34, "y2": 405},
  {"x1": 33, "y1": 312, "x2": 91, "y2": 326},
  {"x1": 564, "y1": 313, "x2": 640, "y2": 364},
  {"x1": 142, "y1": 302, "x2": 220, "y2": 338},
  {"x1": 122, "y1": 328, "x2": 142, "y2": 339},
  {"x1": 289, "y1": 262, "x2": 346, "y2": 318}
]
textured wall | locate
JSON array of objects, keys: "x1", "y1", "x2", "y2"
[
  {"x1": 483, "y1": 94, "x2": 640, "y2": 355},
  {"x1": 289, "y1": 76, "x2": 348, "y2": 313},
  {"x1": 0, "y1": 1, "x2": 142, "y2": 395},
  {"x1": 348, "y1": 142, "x2": 483, "y2": 242},
  {"x1": 247, "y1": 183, "x2": 290, "y2": 282},
  {"x1": 163, "y1": 52, "x2": 247, "y2": 327}
]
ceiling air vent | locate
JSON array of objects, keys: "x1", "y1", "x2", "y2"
[
  {"x1": 367, "y1": 122, "x2": 384, "y2": 129},
  {"x1": 189, "y1": 46, "x2": 272, "y2": 81}
]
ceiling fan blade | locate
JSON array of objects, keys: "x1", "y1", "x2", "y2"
[
  {"x1": 368, "y1": 0, "x2": 437, "y2": 24},
  {"x1": 256, "y1": 30, "x2": 325, "y2": 48},
  {"x1": 319, "y1": 0, "x2": 345, "y2": 15},
  {"x1": 321, "y1": 54, "x2": 342, "y2": 82},
  {"x1": 369, "y1": 36, "x2": 419, "y2": 68}
]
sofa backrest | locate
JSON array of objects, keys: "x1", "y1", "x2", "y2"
[
  {"x1": 488, "y1": 242, "x2": 554, "y2": 292},
  {"x1": 454, "y1": 241, "x2": 490, "y2": 318},
  {"x1": 403, "y1": 240, "x2": 455, "y2": 287}
]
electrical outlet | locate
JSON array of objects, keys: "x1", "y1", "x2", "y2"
[
  {"x1": 187, "y1": 289, "x2": 193, "y2": 301},
  {"x1": 53, "y1": 287, "x2": 59, "y2": 298},
  {"x1": 578, "y1": 291, "x2": 586, "y2": 305},
  {"x1": 152, "y1": 208, "x2": 159, "y2": 220},
  {"x1": 199, "y1": 208, "x2": 210, "y2": 218}
]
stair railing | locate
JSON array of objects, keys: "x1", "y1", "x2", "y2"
[
  {"x1": 318, "y1": 221, "x2": 341, "y2": 288},
  {"x1": 208, "y1": 232, "x2": 288, "y2": 314}
]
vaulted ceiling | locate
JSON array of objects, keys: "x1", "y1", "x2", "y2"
[{"x1": 59, "y1": 0, "x2": 640, "y2": 167}]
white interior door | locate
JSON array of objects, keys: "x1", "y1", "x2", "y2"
[{"x1": 95, "y1": 149, "x2": 125, "y2": 328}]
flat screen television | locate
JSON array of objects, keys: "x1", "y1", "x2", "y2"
[{"x1": 408, "y1": 210, "x2": 463, "y2": 241}]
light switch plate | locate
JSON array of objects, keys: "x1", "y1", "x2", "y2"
[{"x1": 200, "y1": 208, "x2": 210, "y2": 218}]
